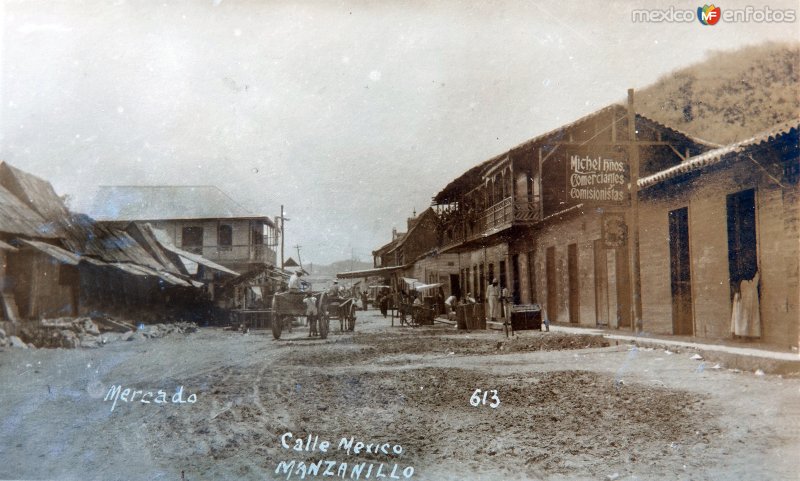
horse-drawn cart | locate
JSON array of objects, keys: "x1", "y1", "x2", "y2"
[
  {"x1": 325, "y1": 296, "x2": 358, "y2": 332},
  {"x1": 271, "y1": 291, "x2": 330, "y2": 340}
]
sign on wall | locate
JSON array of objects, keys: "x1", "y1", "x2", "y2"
[{"x1": 566, "y1": 147, "x2": 629, "y2": 205}]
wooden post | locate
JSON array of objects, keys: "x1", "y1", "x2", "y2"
[
  {"x1": 280, "y1": 204, "x2": 285, "y2": 269},
  {"x1": 627, "y1": 89, "x2": 644, "y2": 332}
]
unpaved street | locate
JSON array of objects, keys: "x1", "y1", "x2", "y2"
[{"x1": 1, "y1": 312, "x2": 798, "y2": 481}]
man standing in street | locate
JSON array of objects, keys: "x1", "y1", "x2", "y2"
[{"x1": 487, "y1": 278, "x2": 501, "y2": 322}]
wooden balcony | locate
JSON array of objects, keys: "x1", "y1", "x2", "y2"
[
  {"x1": 439, "y1": 197, "x2": 541, "y2": 250},
  {"x1": 181, "y1": 244, "x2": 277, "y2": 265}
]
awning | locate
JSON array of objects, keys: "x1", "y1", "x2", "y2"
[
  {"x1": 156, "y1": 242, "x2": 240, "y2": 277},
  {"x1": 412, "y1": 283, "x2": 443, "y2": 293},
  {"x1": 337, "y1": 265, "x2": 406, "y2": 279},
  {"x1": 109, "y1": 263, "x2": 192, "y2": 287},
  {"x1": 402, "y1": 277, "x2": 420, "y2": 288}
]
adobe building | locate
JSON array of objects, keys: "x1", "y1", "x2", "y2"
[
  {"x1": 637, "y1": 120, "x2": 799, "y2": 348},
  {"x1": 432, "y1": 101, "x2": 710, "y2": 324}
]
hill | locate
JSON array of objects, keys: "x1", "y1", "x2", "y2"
[
  {"x1": 306, "y1": 259, "x2": 374, "y2": 278},
  {"x1": 636, "y1": 42, "x2": 799, "y2": 145}
]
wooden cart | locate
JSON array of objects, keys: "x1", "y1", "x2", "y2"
[{"x1": 271, "y1": 291, "x2": 330, "y2": 340}]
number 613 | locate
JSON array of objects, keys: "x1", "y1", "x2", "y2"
[{"x1": 470, "y1": 389, "x2": 500, "y2": 408}]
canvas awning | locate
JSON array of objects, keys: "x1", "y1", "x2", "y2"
[
  {"x1": 337, "y1": 265, "x2": 406, "y2": 279},
  {"x1": 412, "y1": 283, "x2": 443, "y2": 293},
  {"x1": 156, "y1": 242, "x2": 240, "y2": 277}
]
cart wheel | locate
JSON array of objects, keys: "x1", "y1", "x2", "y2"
[{"x1": 320, "y1": 313, "x2": 329, "y2": 339}]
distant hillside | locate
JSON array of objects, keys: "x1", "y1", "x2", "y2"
[{"x1": 636, "y1": 42, "x2": 799, "y2": 145}]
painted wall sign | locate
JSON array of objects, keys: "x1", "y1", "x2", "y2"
[{"x1": 566, "y1": 148, "x2": 629, "y2": 205}]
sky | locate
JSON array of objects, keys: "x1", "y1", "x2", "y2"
[{"x1": 1, "y1": 0, "x2": 798, "y2": 265}]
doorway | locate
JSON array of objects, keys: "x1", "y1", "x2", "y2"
[
  {"x1": 726, "y1": 189, "x2": 758, "y2": 296},
  {"x1": 669, "y1": 207, "x2": 693, "y2": 335},
  {"x1": 567, "y1": 244, "x2": 579, "y2": 324},
  {"x1": 546, "y1": 246, "x2": 557, "y2": 322}
]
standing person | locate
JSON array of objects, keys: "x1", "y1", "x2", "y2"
[
  {"x1": 445, "y1": 294, "x2": 457, "y2": 320},
  {"x1": 379, "y1": 292, "x2": 389, "y2": 318},
  {"x1": 486, "y1": 278, "x2": 501, "y2": 322},
  {"x1": 303, "y1": 292, "x2": 318, "y2": 337},
  {"x1": 361, "y1": 290, "x2": 369, "y2": 311}
]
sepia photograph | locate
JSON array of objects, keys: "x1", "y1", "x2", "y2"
[{"x1": 0, "y1": 1, "x2": 798, "y2": 480}]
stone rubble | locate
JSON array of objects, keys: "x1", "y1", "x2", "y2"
[{"x1": 0, "y1": 318, "x2": 199, "y2": 350}]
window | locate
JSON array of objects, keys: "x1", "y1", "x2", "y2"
[
  {"x1": 252, "y1": 224, "x2": 264, "y2": 245},
  {"x1": 181, "y1": 226, "x2": 203, "y2": 254},
  {"x1": 218, "y1": 224, "x2": 232, "y2": 248}
]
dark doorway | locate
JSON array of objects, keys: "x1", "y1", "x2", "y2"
[
  {"x1": 511, "y1": 254, "x2": 521, "y2": 304},
  {"x1": 449, "y1": 274, "x2": 461, "y2": 299},
  {"x1": 727, "y1": 189, "x2": 758, "y2": 297},
  {"x1": 546, "y1": 246, "x2": 557, "y2": 322},
  {"x1": 567, "y1": 244, "x2": 579, "y2": 324},
  {"x1": 479, "y1": 263, "x2": 485, "y2": 300},
  {"x1": 499, "y1": 260, "x2": 507, "y2": 289},
  {"x1": 669, "y1": 207, "x2": 693, "y2": 335},
  {"x1": 527, "y1": 250, "x2": 537, "y2": 303}
]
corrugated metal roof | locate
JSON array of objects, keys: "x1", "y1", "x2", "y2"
[
  {"x1": 89, "y1": 185, "x2": 273, "y2": 224},
  {"x1": 0, "y1": 239, "x2": 18, "y2": 251},
  {"x1": 0, "y1": 185, "x2": 60, "y2": 238},
  {"x1": 0, "y1": 162, "x2": 70, "y2": 226},
  {"x1": 639, "y1": 120, "x2": 799, "y2": 188},
  {"x1": 20, "y1": 239, "x2": 80, "y2": 265},
  {"x1": 60, "y1": 214, "x2": 179, "y2": 273},
  {"x1": 432, "y1": 104, "x2": 713, "y2": 204}
]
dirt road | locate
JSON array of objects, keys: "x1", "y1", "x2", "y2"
[{"x1": 1, "y1": 311, "x2": 798, "y2": 480}]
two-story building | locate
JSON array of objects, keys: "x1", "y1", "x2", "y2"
[
  {"x1": 90, "y1": 185, "x2": 278, "y2": 273},
  {"x1": 431, "y1": 101, "x2": 711, "y2": 327},
  {"x1": 341, "y1": 209, "x2": 460, "y2": 297}
]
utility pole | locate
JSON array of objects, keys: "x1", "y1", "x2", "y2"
[
  {"x1": 627, "y1": 88, "x2": 643, "y2": 333},
  {"x1": 278, "y1": 205, "x2": 290, "y2": 269},
  {"x1": 295, "y1": 244, "x2": 303, "y2": 269}
]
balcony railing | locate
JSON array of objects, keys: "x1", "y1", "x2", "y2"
[
  {"x1": 181, "y1": 244, "x2": 277, "y2": 264},
  {"x1": 439, "y1": 197, "x2": 541, "y2": 249}
]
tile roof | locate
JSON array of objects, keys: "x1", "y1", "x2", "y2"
[{"x1": 638, "y1": 119, "x2": 799, "y2": 188}]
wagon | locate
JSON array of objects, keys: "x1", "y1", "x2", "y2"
[
  {"x1": 271, "y1": 291, "x2": 330, "y2": 340},
  {"x1": 325, "y1": 295, "x2": 358, "y2": 332}
]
